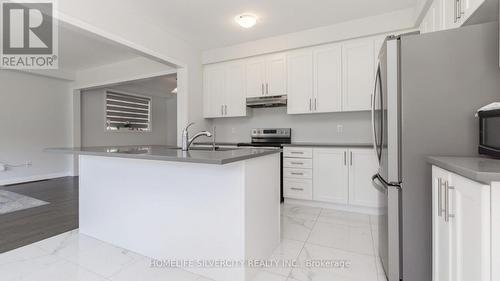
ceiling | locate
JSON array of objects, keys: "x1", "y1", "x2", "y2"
[
  {"x1": 130, "y1": 0, "x2": 417, "y2": 50},
  {"x1": 58, "y1": 24, "x2": 139, "y2": 72}
]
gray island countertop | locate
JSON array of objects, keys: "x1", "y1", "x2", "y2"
[
  {"x1": 46, "y1": 145, "x2": 280, "y2": 165},
  {"x1": 427, "y1": 156, "x2": 500, "y2": 184}
]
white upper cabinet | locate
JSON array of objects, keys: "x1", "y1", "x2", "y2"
[
  {"x1": 443, "y1": 0, "x2": 461, "y2": 30},
  {"x1": 342, "y1": 39, "x2": 375, "y2": 112},
  {"x1": 225, "y1": 62, "x2": 247, "y2": 117},
  {"x1": 313, "y1": 148, "x2": 349, "y2": 204},
  {"x1": 203, "y1": 61, "x2": 247, "y2": 118},
  {"x1": 266, "y1": 53, "x2": 287, "y2": 96},
  {"x1": 245, "y1": 59, "x2": 266, "y2": 98},
  {"x1": 425, "y1": 0, "x2": 485, "y2": 33},
  {"x1": 287, "y1": 43, "x2": 345, "y2": 114},
  {"x1": 203, "y1": 64, "x2": 226, "y2": 118},
  {"x1": 460, "y1": 0, "x2": 486, "y2": 23},
  {"x1": 246, "y1": 54, "x2": 286, "y2": 98},
  {"x1": 204, "y1": 36, "x2": 382, "y2": 118},
  {"x1": 314, "y1": 44, "x2": 342, "y2": 113},
  {"x1": 348, "y1": 148, "x2": 381, "y2": 208},
  {"x1": 287, "y1": 50, "x2": 313, "y2": 114}
]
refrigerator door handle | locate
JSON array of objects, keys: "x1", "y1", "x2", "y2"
[
  {"x1": 371, "y1": 62, "x2": 382, "y2": 164},
  {"x1": 372, "y1": 173, "x2": 388, "y2": 193}
]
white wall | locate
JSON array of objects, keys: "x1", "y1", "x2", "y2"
[
  {"x1": 211, "y1": 108, "x2": 372, "y2": 143},
  {"x1": 0, "y1": 71, "x2": 73, "y2": 185},
  {"x1": 81, "y1": 88, "x2": 177, "y2": 147}
]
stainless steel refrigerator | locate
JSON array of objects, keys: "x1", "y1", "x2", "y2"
[{"x1": 370, "y1": 22, "x2": 500, "y2": 281}]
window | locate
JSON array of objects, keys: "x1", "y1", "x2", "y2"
[{"x1": 105, "y1": 90, "x2": 151, "y2": 132}]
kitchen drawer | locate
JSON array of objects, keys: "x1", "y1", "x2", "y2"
[
  {"x1": 283, "y1": 147, "x2": 313, "y2": 158},
  {"x1": 283, "y1": 168, "x2": 313, "y2": 179},
  {"x1": 283, "y1": 158, "x2": 313, "y2": 169},
  {"x1": 284, "y1": 178, "x2": 313, "y2": 200}
]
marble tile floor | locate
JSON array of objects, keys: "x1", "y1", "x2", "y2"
[{"x1": 0, "y1": 203, "x2": 386, "y2": 281}]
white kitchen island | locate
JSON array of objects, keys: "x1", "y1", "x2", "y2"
[{"x1": 48, "y1": 146, "x2": 281, "y2": 281}]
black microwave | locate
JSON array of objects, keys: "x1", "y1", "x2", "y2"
[{"x1": 479, "y1": 108, "x2": 500, "y2": 158}]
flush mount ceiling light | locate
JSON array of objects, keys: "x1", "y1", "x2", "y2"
[{"x1": 235, "y1": 13, "x2": 257, "y2": 28}]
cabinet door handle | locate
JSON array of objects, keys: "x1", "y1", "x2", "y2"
[
  {"x1": 444, "y1": 181, "x2": 455, "y2": 222},
  {"x1": 454, "y1": 0, "x2": 460, "y2": 22},
  {"x1": 314, "y1": 98, "x2": 317, "y2": 111},
  {"x1": 454, "y1": 0, "x2": 457, "y2": 22},
  {"x1": 224, "y1": 104, "x2": 227, "y2": 115},
  {"x1": 437, "y1": 178, "x2": 443, "y2": 217},
  {"x1": 290, "y1": 187, "x2": 304, "y2": 191},
  {"x1": 350, "y1": 151, "x2": 353, "y2": 166},
  {"x1": 309, "y1": 98, "x2": 312, "y2": 111},
  {"x1": 266, "y1": 83, "x2": 269, "y2": 95},
  {"x1": 221, "y1": 105, "x2": 224, "y2": 116},
  {"x1": 262, "y1": 83, "x2": 264, "y2": 95},
  {"x1": 344, "y1": 151, "x2": 347, "y2": 166}
]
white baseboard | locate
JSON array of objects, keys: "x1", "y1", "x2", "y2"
[
  {"x1": 0, "y1": 172, "x2": 73, "y2": 186},
  {"x1": 284, "y1": 198, "x2": 383, "y2": 215}
]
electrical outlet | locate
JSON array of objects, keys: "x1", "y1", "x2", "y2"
[{"x1": 337, "y1": 125, "x2": 343, "y2": 133}]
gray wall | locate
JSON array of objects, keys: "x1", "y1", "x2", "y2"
[
  {"x1": 81, "y1": 88, "x2": 177, "y2": 146},
  {"x1": 210, "y1": 107, "x2": 372, "y2": 143},
  {"x1": 0, "y1": 70, "x2": 73, "y2": 185}
]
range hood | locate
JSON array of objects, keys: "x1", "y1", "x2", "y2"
[{"x1": 246, "y1": 95, "x2": 287, "y2": 108}]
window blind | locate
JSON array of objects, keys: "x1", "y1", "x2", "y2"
[{"x1": 105, "y1": 91, "x2": 151, "y2": 131}]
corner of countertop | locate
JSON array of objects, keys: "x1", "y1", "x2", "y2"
[{"x1": 426, "y1": 155, "x2": 500, "y2": 184}]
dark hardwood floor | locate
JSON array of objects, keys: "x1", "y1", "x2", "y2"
[{"x1": 0, "y1": 177, "x2": 78, "y2": 253}]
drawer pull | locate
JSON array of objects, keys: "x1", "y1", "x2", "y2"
[
  {"x1": 291, "y1": 172, "x2": 304, "y2": 176},
  {"x1": 290, "y1": 162, "x2": 304, "y2": 165},
  {"x1": 291, "y1": 151, "x2": 304, "y2": 154},
  {"x1": 290, "y1": 187, "x2": 304, "y2": 191}
]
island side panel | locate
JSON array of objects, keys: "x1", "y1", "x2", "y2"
[
  {"x1": 78, "y1": 155, "x2": 246, "y2": 281},
  {"x1": 243, "y1": 153, "x2": 281, "y2": 280},
  {"x1": 493, "y1": 182, "x2": 500, "y2": 281}
]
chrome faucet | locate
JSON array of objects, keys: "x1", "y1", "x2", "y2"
[{"x1": 181, "y1": 122, "x2": 213, "y2": 151}]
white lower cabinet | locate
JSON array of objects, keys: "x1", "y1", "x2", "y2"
[
  {"x1": 348, "y1": 148, "x2": 380, "y2": 207},
  {"x1": 313, "y1": 148, "x2": 349, "y2": 204},
  {"x1": 283, "y1": 147, "x2": 380, "y2": 210},
  {"x1": 284, "y1": 178, "x2": 313, "y2": 200},
  {"x1": 432, "y1": 166, "x2": 491, "y2": 281}
]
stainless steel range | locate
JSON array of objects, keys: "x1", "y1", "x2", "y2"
[
  {"x1": 237, "y1": 128, "x2": 291, "y2": 148},
  {"x1": 237, "y1": 128, "x2": 291, "y2": 202}
]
